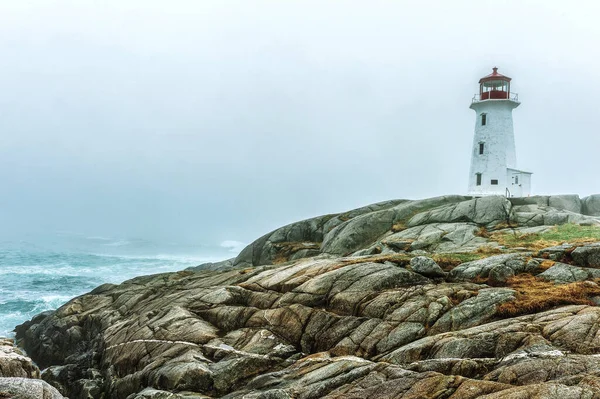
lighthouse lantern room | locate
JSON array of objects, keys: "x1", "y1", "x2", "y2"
[{"x1": 467, "y1": 67, "x2": 532, "y2": 197}]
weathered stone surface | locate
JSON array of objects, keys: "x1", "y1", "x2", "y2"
[
  {"x1": 321, "y1": 196, "x2": 470, "y2": 256},
  {"x1": 488, "y1": 264, "x2": 516, "y2": 285},
  {"x1": 538, "y1": 244, "x2": 575, "y2": 261},
  {"x1": 407, "y1": 196, "x2": 514, "y2": 229},
  {"x1": 548, "y1": 195, "x2": 582, "y2": 214},
  {"x1": 538, "y1": 262, "x2": 600, "y2": 283},
  {"x1": 0, "y1": 338, "x2": 39, "y2": 378},
  {"x1": 186, "y1": 258, "x2": 236, "y2": 272},
  {"x1": 127, "y1": 387, "x2": 211, "y2": 398},
  {"x1": 571, "y1": 243, "x2": 600, "y2": 268},
  {"x1": 382, "y1": 222, "x2": 493, "y2": 253},
  {"x1": 0, "y1": 377, "x2": 65, "y2": 399},
  {"x1": 583, "y1": 195, "x2": 600, "y2": 216},
  {"x1": 449, "y1": 253, "x2": 531, "y2": 282},
  {"x1": 14, "y1": 195, "x2": 600, "y2": 398},
  {"x1": 428, "y1": 288, "x2": 515, "y2": 334},
  {"x1": 508, "y1": 196, "x2": 550, "y2": 207},
  {"x1": 409, "y1": 256, "x2": 446, "y2": 278}
]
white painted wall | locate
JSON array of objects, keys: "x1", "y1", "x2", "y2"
[
  {"x1": 507, "y1": 168, "x2": 532, "y2": 198},
  {"x1": 467, "y1": 99, "x2": 520, "y2": 196}
]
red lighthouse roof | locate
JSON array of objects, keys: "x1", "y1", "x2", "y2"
[{"x1": 479, "y1": 67, "x2": 512, "y2": 83}]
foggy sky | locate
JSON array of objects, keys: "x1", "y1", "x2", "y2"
[{"x1": 1, "y1": 1, "x2": 599, "y2": 251}]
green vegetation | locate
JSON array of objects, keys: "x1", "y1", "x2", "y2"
[{"x1": 491, "y1": 223, "x2": 600, "y2": 250}]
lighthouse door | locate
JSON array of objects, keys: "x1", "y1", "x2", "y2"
[{"x1": 510, "y1": 173, "x2": 523, "y2": 198}]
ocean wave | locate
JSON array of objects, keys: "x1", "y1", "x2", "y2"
[{"x1": 0, "y1": 247, "x2": 223, "y2": 337}]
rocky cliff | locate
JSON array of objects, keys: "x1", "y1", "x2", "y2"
[{"x1": 14, "y1": 194, "x2": 600, "y2": 399}]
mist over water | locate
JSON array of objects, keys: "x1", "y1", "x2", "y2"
[{"x1": 0, "y1": 234, "x2": 237, "y2": 337}]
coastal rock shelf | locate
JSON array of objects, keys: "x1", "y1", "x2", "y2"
[
  {"x1": 15, "y1": 194, "x2": 600, "y2": 398},
  {"x1": 0, "y1": 338, "x2": 65, "y2": 398}
]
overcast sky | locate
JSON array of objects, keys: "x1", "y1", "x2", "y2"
[{"x1": 0, "y1": 1, "x2": 599, "y2": 251}]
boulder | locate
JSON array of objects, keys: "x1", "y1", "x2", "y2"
[
  {"x1": 449, "y1": 253, "x2": 530, "y2": 282},
  {"x1": 127, "y1": 387, "x2": 212, "y2": 398},
  {"x1": 0, "y1": 377, "x2": 65, "y2": 399},
  {"x1": 508, "y1": 196, "x2": 550, "y2": 207},
  {"x1": 428, "y1": 288, "x2": 515, "y2": 334},
  {"x1": 383, "y1": 223, "x2": 491, "y2": 253},
  {"x1": 582, "y1": 194, "x2": 600, "y2": 216},
  {"x1": 488, "y1": 264, "x2": 516, "y2": 285},
  {"x1": 514, "y1": 207, "x2": 600, "y2": 227},
  {"x1": 320, "y1": 208, "x2": 397, "y2": 256},
  {"x1": 538, "y1": 262, "x2": 600, "y2": 283},
  {"x1": 571, "y1": 243, "x2": 600, "y2": 268},
  {"x1": 234, "y1": 214, "x2": 336, "y2": 267},
  {"x1": 537, "y1": 244, "x2": 574, "y2": 261},
  {"x1": 407, "y1": 196, "x2": 513, "y2": 229},
  {"x1": 409, "y1": 256, "x2": 446, "y2": 278},
  {"x1": 321, "y1": 196, "x2": 469, "y2": 256},
  {"x1": 548, "y1": 195, "x2": 582, "y2": 213},
  {"x1": 0, "y1": 339, "x2": 39, "y2": 378}
]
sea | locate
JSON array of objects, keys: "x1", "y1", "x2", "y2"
[{"x1": 0, "y1": 234, "x2": 238, "y2": 337}]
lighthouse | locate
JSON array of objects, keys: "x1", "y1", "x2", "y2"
[{"x1": 467, "y1": 67, "x2": 532, "y2": 197}]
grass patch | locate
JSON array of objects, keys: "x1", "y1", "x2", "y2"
[
  {"x1": 491, "y1": 223, "x2": 600, "y2": 250},
  {"x1": 496, "y1": 274, "x2": 600, "y2": 318}
]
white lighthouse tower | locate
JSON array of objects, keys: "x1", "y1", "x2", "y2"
[{"x1": 467, "y1": 67, "x2": 532, "y2": 197}]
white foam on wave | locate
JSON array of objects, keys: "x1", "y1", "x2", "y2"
[{"x1": 0, "y1": 248, "x2": 229, "y2": 337}]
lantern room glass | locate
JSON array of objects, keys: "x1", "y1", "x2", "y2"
[{"x1": 480, "y1": 79, "x2": 510, "y2": 100}]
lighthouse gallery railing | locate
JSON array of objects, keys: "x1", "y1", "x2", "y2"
[{"x1": 472, "y1": 92, "x2": 519, "y2": 103}]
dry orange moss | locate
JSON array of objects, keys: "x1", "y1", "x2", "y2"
[
  {"x1": 391, "y1": 222, "x2": 408, "y2": 233},
  {"x1": 272, "y1": 242, "x2": 321, "y2": 264},
  {"x1": 475, "y1": 245, "x2": 503, "y2": 255},
  {"x1": 496, "y1": 274, "x2": 600, "y2": 318},
  {"x1": 538, "y1": 260, "x2": 556, "y2": 271},
  {"x1": 338, "y1": 252, "x2": 484, "y2": 272},
  {"x1": 491, "y1": 224, "x2": 600, "y2": 251}
]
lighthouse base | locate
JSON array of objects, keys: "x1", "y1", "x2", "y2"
[{"x1": 468, "y1": 167, "x2": 532, "y2": 198}]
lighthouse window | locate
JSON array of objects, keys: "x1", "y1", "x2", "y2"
[
  {"x1": 479, "y1": 143, "x2": 485, "y2": 155},
  {"x1": 515, "y1": 176, "x2": 519, "y2": 184},
  {"x1": 491, "y1": 179, "x2": 499, "y2": 185},
  {"x1": 481, "y1": 114, "x2": 487, "y2": 126},
  {"x1": 476, "y1": 173, "x2": 482, "y2": 186}
]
